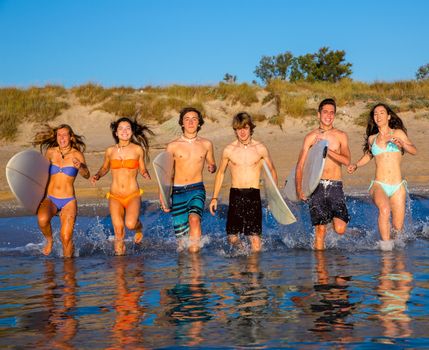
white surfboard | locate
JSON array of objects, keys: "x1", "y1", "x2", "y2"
[
  {"x1": 262, "y1": 161, "x2": 296, "y2": 225},
  {"x1": 6, "y1": 149, "x2": 50, "y2": 213},
  {"x1": 284, "y1": 139, "x2": 329, "y2": 202},
  {"x1": 152, "y1": 151, "x2": 174, "y2": 209}
]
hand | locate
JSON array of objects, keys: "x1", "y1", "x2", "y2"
[
  {"x1": 208, "y1": 163, "x2": 217, "y2": 174},
  {"x1": 209, "y1": 198, "x2": 218, "y2": 215},
  {"x1": 142, "y1": 170, "x2": 151, "y2": 180},
  {"x1": 72, "y1": 157, "x2": 82, "y2": 169},
  {"x1": 90, "y1": 174, "x2": 99, "y2": 185},
  {"x1": 159, "y1": 194, "x2": 170, "y2": 212},
  {"x1": 389, "y1": 137, "x2": 403, "y2": 149},
  {"x1": 297, "y1": 190, "x2": 307, "y2": 202},
  {"x1": 347, "y1": 163, "x2": 357, "y2": 174}
]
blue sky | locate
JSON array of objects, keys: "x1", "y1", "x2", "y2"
[{"x1": 1, "y1": 0, "x2": 428, "y2": 87}]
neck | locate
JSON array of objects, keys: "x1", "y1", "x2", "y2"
[
  {"x1": 59, "y1": 145, "x2": 71, "y2": 151},
  {"x1": 238, "y1": 137, "x2": 252, "y2": 147},
  {"x1": 118, "y1": 140, "x2": 130, "y2": 147},
  {"x1": 378, "y1": 126, "x2": 391, "y2": 135},
  {"x1": 319, "y1": 125, "x2": 333, "y2": 133},
  {"x1": 183, "y1": 132, "x2": 198, "y2": 140}
]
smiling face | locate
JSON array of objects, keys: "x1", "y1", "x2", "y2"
[
  {"x1": 373, "y1": 105, "x2": 390, "y2": 128},
  {"x1": 235, "y1": 124, "x2": 251, "y2": 143},
  {"x1": 318, "y1": 103, "x2": 336, "y2": 128},
  {"x1": 56, "y1": 128, "x2": 71, "y2": 149},
  {"x1": 116, "y1": 121, "x2": 132, "y2": 141},
  {"x1": 182, "y1": 111, "x2": 199, "y2": 134}
]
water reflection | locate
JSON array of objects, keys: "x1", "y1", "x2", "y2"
[
  {"x1": 376, "y1": 252, "x2": 413, "y2": 338},
  {"x1": 161, "y1": 253, "x2": 212, "y2": 347},
  {"x1": 109, "y1": 258, "x2": 145, "y2": 349},
  {"x1": 27, "y1": 259, "x2": 78, "y2": 349},
  {"x1": 227, "y1": 253, "x2": 269, "y2": 344}
]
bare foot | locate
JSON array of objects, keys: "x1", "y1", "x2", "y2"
[
  {"x1": 114, "y1": 240, "x2": 126, "y2": 255},
  {"x1": 314, "y1": 237, "x2": 325, "y2": 251},
  {"x1": 42, "y1": 238, "x2": 53, "y2": 256},
  {"x1": 134, "y1": 231, "x2": 143, "y2": 244}
]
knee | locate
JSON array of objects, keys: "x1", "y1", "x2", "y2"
[
  {"x1": 188, "y1": 215, "x2": 201, "y2": 227},
  {"x1": 125, "y1": 218, "x2": 137, "y2": 231},
  {"x1": 378, "y1": 205, "x2": 391, "y2": 218},
  {"x1": 334, "y1": 224, "x2": 347, "y2": 235},
  {"x1": 61, "y1": 232, "x2": 73, "y2": 244},
  {"x1": 38, "y1": 214, "x2": 51, "y2": 228}
]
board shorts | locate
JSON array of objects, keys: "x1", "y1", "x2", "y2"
[
  {"x1": 308, "y1": 179, "x2": 350, "y2": 226},
  {"x1": 226, "y1": 188, "x2": 262, "y2": 236},
  {"x1": 171, "y1": 182, "x2": 206, "y2": 237}
]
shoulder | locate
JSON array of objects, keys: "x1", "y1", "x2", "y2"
[
  {"x1": 303, "y1": 130, "x2": 318, "y2": 145},
  {"x1": 166, "y1": 138, "x2": 181, "y2": 150},
  {"x1": 223, "y1": 143, "x2": 235, "y2": 156},
  {"x1": 393, "y1": 129, "x2": 407, "y2": 138},
  {"x1": 254, "y1": 140, "x2": 268, "y2": 153},
  {"x1": 333, "y1": 128, "x2": 349, "y2": 141},
  {"x1": 198, "y1": 136, "x2": 213, "y2": 147}
]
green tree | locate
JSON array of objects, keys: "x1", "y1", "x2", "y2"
[
  {"x1": 416, "y1": 63, "x2": 429, "y2": 80},
  {"x1": 254, "y1": 51, "x2": 294, "y2": 84},
  {"x1": 223, "y1": 73, "x2": 237, "y2": 83},
  {"x1": 255, "y1": 47, "x2": 352, "y2": 84}
]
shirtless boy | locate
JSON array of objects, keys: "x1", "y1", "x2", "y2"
[
  {"x1": 209, "y1": 112, "x2": 277, "y2": 252},
  {"x1": 161, "y1": 107, "x2": 216, "y2": 253},
  {"x1": 295, "y1": 98, "x2": 351, "y2": 250}
]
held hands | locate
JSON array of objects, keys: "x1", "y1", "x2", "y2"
[
  {"x1": 389, "y1": 137, "x2": 403, "y2": 149},
  {"x1": 347, "y1": 163, "x2": 358, "y2": 174},
  {"x1": 90, "y1": 174, "x2": 100, "y2": 185}
]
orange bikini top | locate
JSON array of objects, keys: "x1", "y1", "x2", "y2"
[{"x1": 110, "y1": 158, "x2": 139, "y2": 170}]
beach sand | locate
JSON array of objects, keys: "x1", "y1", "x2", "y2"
[{"x1": 1, "y1": 105, "x2": 428, "y2": 217}]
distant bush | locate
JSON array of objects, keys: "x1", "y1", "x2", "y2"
[
  {"x1": 416, "y1": 63, "x2": 429, "y2": 81},
  {"x1": 0, "y1": 87, "x2": 69, "y2": 140}
]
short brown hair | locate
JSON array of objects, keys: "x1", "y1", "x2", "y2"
[{"x1": 232, "y1": 112, "x2": 256, "y2": 134}]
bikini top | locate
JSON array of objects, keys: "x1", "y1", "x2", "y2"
[
  {"x1": 110, "y1": 158, "x2": 139, "y2": 170},
  {"x1": 49, "y1": 164, "x2": 79, "y2": 177},
  {"x1": 371, "y1": 134, "x2": 401, "y2": 156}
]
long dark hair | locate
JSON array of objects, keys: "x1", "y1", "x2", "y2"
[
  {"x1": 110, "y1": 117, "x2": 154, "y2": 161},
  {"x1": 33, "y1": 124, "x2": 86, "y2": 153},
  {"x1": 363, "y1": 103, "x2": 407, "y2": 154}
]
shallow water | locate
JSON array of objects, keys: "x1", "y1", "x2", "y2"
[{"x1": 1, "y1": 194, "x2": 429, "y2": 348}]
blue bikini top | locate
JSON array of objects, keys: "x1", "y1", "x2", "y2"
[
  {"x1": 371, "y1": 134, "x2": 401, "y2": 156},
  {"x1": 49, "y1": 164, "x2": 79, "y2": 177}
]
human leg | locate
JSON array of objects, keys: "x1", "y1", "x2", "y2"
[
  {"x1": 109, "y1": 197, "x2": 126, "y2": 255},
  {"x1": 249, "y1": 235, "x2": 262, "y2": 253},
  {"x1": 188, "y1": 213, "x2": 202, "y2": 253},
  {"x1": 370, "y1": 182, "x2": 392, "y2": 241},
  {"x1": 390, "y1": 183, "x2": 407, "y2": 235},
  {"x1": 59, "y1": 199, "x2": 77, "y2": 258},
  {"x1": 123, "y1": 194, "x2": 143, "y2": 244},
  {"x1": 314, "y1": 224, "x2": 327, "y2": 250},
  {"x1": 37, "y1": 198, "x2": 58, "y2": 255}
]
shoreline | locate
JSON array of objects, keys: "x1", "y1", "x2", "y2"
[{"x1": 1, "y1": 183, "x2": 428, "y2": 218}]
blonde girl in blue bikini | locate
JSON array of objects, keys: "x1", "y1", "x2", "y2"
[
  {"x1": 33, "y1": 124, "x2": 90, "y2": 257},
  {"x1": 348, "y1": 103, "x2": 417, "y2": 247}
]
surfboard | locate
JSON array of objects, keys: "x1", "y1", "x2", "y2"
[
  {"x1": 262, "y1": 160, "x2": 296, "y2": 225},
  {"x1": 284, "y1": 139, "x2": 329, "y2": 202},
  {"x1": 6, "y1": 149, "x2": 50, "y2": 213},
  {"x1": 152, "y1": 151, "x2": 174, "y2": 209}
]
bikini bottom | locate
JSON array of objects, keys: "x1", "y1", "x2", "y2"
[
  {"x1": 107, "y1": 189, "x2": 144, "y2": 208},
  {"x1": 368, "y1": 180, "x2": 407, "y2": 198},
  {"x1": 46, "y1": 195, "x2": 76, "y2": 211}
]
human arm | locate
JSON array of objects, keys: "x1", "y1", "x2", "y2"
[
  {"x1": 295, "y1": 135, "x2": 314, "y2": 201},
  {"x1": 138, "y1": 147, "x2": 151, "y2": 180},
  {"x1": 326, "y1": 132, "x2": 351, "y2": 166},
  {"x1": 390, "y1": 130, "x2": 417, "y2": 155},
  {"x1": 91, "y1": 149, "x2": 111, "y2": 184},
  {"x1": 206, "y1": 140, "x2": 217, "y2": 173},
  {"x1": 260, "y1": 145, "x2": 278, "y2": 185},
  {"x1": 72, "y1": 152, "x2": 90, "y2": 179},
  {"x1": 209, "y1": 148, "x2": 229, "y2": 215},
  {"x1": 347, "y1": 152, "x2": 372, "y2": 174}
]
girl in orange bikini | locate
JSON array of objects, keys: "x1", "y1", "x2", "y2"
[
  {"x1": 33, "y1": 124, "x2": 90, "y2": 258},
  {"x1": 91, "y1": 117, "x2": 153, "y2": 255}
]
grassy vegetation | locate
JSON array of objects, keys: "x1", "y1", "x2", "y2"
[
  {"x1": 0, "y1": 87, "x2": 69, "y2": 140},
  {"x1": 2, "y1": 79, "x2": 429, "y2": 140}
]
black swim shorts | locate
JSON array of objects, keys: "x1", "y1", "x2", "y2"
[
  {"x1": 308, "y1": 179, "x2": 350, "y2": 226},
  {"x1": 226, "y1": 188, "x2": 262, "y2": 236}
]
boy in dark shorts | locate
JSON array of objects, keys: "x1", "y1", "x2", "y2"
[
  {"x1": 295, "y1": 99, "x2": 351, "y2": 250},
  {"x1": 209, "y1": 112, "x2": 277, "y2": 252}
]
